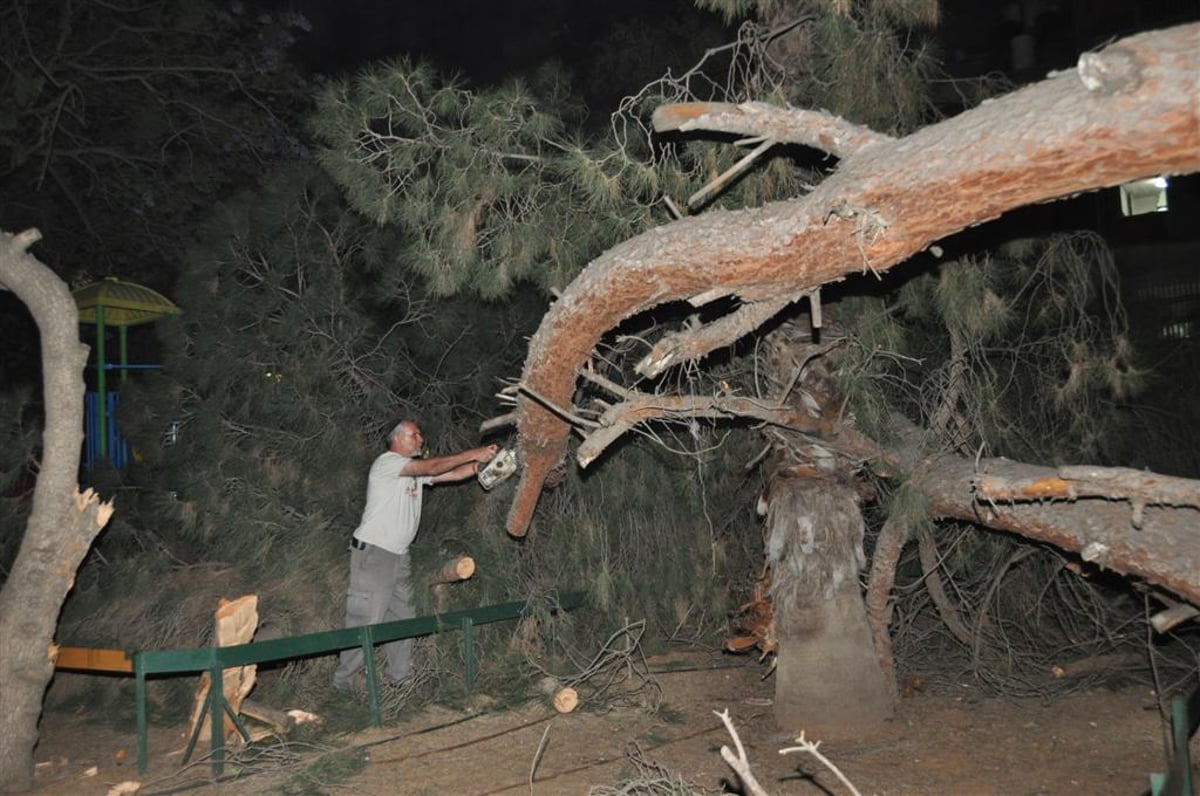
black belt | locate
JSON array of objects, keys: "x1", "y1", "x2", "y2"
[{"x1": 350, "y1": 538, "x2": 369, "y2": 551}]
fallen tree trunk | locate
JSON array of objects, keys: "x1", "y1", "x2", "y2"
[{"x1": 502, "y1": 25, "x2": 1200, "y2": 607}]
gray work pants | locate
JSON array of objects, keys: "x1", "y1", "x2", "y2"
[{"x1": 333, "y1": 543, "x2": 413, "y2": 688}]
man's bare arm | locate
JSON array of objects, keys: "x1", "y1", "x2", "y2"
[
  {"x1": 429, "y1": 460, "x2": 483, "y2": 484},
  {"x1": 400, "y1": 445, "x2": 498, "y2": 478}
]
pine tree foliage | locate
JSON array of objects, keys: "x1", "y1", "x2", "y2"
[
  {"x1": 807, "y1": 10, "x2": 941, "y2": 132},
  {"x1": 312, "y1": 61, "x2": 677, "y2": 298},
  {"x1": 691, "y1": 1, "x2": 945, "y2": 134},
  {"x1": 839, "y1": 232, "x2": 1141, "y2": 466},
  {"x1": 309, "y1": 27, "x2": 856, "y2": 301},
  {"x1": 99, "y1": 169, "x2": 400, "y2": 571}
]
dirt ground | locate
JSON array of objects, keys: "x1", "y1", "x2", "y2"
[{"x1": 29, "y1": 650, "x2": 1197, "y2": 795}]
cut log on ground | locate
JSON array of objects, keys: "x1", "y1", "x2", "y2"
[
  {"x1": 553, "y1": 687, "x2": 579, "y2": 714},
  {"x1": 427, "y1": 555, "x2": 476, "y2": 585}
]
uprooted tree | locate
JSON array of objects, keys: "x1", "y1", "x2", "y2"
[
  {"x1": 0, "y1": 230, "x2": 113, "y2": 793},
  {"x1": 498, "y1": 23, "x2": 1200, "y2": 733}
]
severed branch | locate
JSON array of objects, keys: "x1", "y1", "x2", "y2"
[
  {"x1": 635, "y1": 294, "x2": 803, "y2": 378},
  {"x1": 426, "y1": 555, "x2": 475, "y2": 586},
  {"x1": 1150, "y1": 602, "x2": 1199, "y2": 634},
  {"x1": 577, "y1": 369, "x2": 834, "y2": 467},
  {"x1": 864, "y1": 516, "x2": 904, "y2": 703},
  {"x1": 652, "y1": 101, "x2": 892, "y2": 160},
  {"x1": 687, "y1": 136, "x2": 777, "y2": 210},
  {"x1": 975, "y1": 465, "x2": 1200, "y2": 529}
]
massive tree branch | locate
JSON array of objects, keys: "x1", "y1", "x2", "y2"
[
  {"x1": 915, "y1": 455, "x2": 1200, "y2": 605},
  {"x1": 506, "y1": 24, "x2": 1200, "y2": 540}
]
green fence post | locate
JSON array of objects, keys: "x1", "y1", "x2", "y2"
[
  {"x1": 1150, "y1": 686, "x2": 1199, "y2": 796},
  {"x1": 361, "y1": 625, "x2": 382, "y2": 726},
  {"x1": 209, "y1": 661, "x2": 225, "y2": 777},
  {"x1": 1170, "y1": 693, "x2": 1194, "y2": 796},
  {"x1": 462, "y1": 616, "x2": 476, "y2": 693},
  {"x1": 134, "y1": 653, "x2": 148, "y2": 774}
]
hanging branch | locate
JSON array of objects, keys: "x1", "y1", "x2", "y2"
[
  {"x1": 635, "y1": 294, "x2": 804, "y2": 378},
  {"x1": 576, "y1": 368, "x2": 835, "y2": 467},
  {"x1": 917, "y1": 527, "x2": 975, "y2": 648},
  {"x1": 652, "y1": 101, "x2": 892, "y2": 159}
]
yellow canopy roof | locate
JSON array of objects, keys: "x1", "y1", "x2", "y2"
[{"x1": 74, "y1": 277, "x2": 181, "y2": 327}]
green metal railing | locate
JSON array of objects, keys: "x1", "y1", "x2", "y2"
[
  {"x1": 1150, "y1": 683, "x2": 1199, "y2": 796},
  {"x1": 61, "y1": 592, "x2": 584, "y2": 777}
]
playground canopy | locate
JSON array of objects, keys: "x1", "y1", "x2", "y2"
[{"x1": 74, "y1": 277, "x2": 180, "y2": 463}]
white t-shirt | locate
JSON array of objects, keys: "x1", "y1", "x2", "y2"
[{"x1": 352, "y1": 452, "x2": 433, "y2": 555}]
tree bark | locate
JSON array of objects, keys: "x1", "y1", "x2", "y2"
[
  {"x1": 505, "y1": 24, "x2": 1200, "y2": 543},
  {"x1": 0, "y1": 229, "x2": 114, "y2": 793},
  {"x1": 765, "y1": 478, "x2": 895, "y2": 733},
  {"x1": 914, "y1": 454, "x2": 1200, "y2": 605},
  {"x1": 774, "y1": 588, "x2": 896, "y2": 736}
]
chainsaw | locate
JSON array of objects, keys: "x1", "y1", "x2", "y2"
[{"x1": 477, "y1": 447, "x2": 519, "y2": 490}]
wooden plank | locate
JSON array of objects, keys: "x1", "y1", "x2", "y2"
[{"x1": 55, "y1": 646, "x2": 133, "y2": 673}]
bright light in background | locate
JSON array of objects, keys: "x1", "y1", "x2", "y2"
[{"x1": 1120, "y1": 176, "x2": 1170, "y2": 216}]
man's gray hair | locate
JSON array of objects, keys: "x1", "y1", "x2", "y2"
[{"x1": 387, "y1": 421, "x2": 412, "y2": 443}]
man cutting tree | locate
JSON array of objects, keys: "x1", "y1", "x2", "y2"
[{"x1": 333, "y1": 420, "x2": 497, "y2": 691}]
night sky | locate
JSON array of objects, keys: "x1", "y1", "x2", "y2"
[
  {"x1": 284, "y1": 0, "x2": 1200, "y2": 82},
  {"x1": 287, "y1": 0, "x2": 729, "y2": 106}
]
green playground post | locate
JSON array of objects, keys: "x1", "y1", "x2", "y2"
[{"x1": 96, "y1": 303, "x2": 107, "y2": 460}]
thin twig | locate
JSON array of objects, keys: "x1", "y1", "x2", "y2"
[
  {"x1": 714, "y1": 709, "x2": 769, "y2": 796},
  {"x1": 779, "y1": 731, "x2": 862, "y2": 796},
  {"x1": 529, "y1": 724, "x2": 551, "y2": 795}
]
